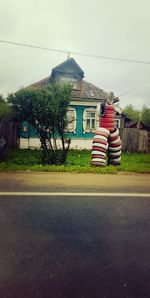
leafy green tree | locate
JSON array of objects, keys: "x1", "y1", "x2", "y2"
[
  {"x1": 8, "y1": 84, "x2": 72, "y2": 164},
  {"x1": 141, "y1": 105, "x2": 150, "y2": 126},
  {"x1": 0, "y1": 94, "x2": 5, "y2": 103},
  {"x1": 123, "y1": 104, "x2": 140, "y2": 122},
  {"x1": 0, "y1": 95, "x2": 12, "y2": 121},
  {"x1": 123, "y1": 104, "x2": 150, "y2": 127}
]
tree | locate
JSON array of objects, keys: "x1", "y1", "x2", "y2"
[
  {"x1": 8, "y1": 83, "x2": 72, "y2": 164},
  {"x1": 123, "y1": 104, "x2": 150, "y2": 127},
  {"x1": 123, "y1": 104, "x2": 140, "y2": 122},
  {"x1": 0, "y1": 94, "x2": 5, "y2": 103},
  {"x1": 141, "y1": 105, "x2": 150, "y2": 127},
  {"x1": 0, "y1": 95, "x2": 12, "y2": 121}
]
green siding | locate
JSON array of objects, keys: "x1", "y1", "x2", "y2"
[
  {"x1": 19, "y1": 121, "x2": 37, "y2": 138},
  {"x1": 68, "y1": 105, "x2": 95, "y2": 139},
  {"x1": 20, "y1": 105, "x2": 97, "y2": 139},
  {"x1": 20, "y1": 121, "x2": 30, "y2": 138},
  {"x1": 29, "y1": 124, "x2": 37, "y2": 137}
]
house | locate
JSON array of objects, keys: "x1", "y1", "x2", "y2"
[
  {"x1": 20, "y1": 58, "x2": 119, "y2": 149},
  {"x1": 124, "y1": 116, "x2": 150, "y2": 131},
  {"x1": 116, "y1": 112, "x2": 150, "y2": 152}
]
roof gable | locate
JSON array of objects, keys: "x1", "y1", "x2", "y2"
[
  {"x1": 26, "y1": 58, "x2": 117, "y2": 102},
  {"x1": 50, "y1": 58, "x2": 84, "y2": 81}
]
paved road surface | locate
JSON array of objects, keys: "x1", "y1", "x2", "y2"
[{"x1": 0, "y1": 194, "x2": 150, "y2": 298}]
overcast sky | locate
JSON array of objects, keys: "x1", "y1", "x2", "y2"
[{"x1": 0, "y1": 0, "x2": 150, "y2": 109}]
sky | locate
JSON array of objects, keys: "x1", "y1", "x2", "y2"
[{"x1": 0, "y1": 0, "x2": 150, "y2": 110}]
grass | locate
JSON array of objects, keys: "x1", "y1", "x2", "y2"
[{"x1": 0, "y1": 149, "x2": 150, "y2": 174}]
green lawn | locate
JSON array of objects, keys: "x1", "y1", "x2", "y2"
[{"x1": 0, "y1": 149, "x2": 150, "y2": 173}]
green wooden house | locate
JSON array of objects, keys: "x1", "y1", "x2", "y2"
[{"x1": 20, "y1": 58, "x2": 119, "y2": 149}]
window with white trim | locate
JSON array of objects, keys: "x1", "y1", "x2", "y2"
[
  {"x1": 83, "y1": 108, "x2": 99, "y2": 133},
  {"x1": 114, "y1": 118, "x2": 121, "y2": 129},
  {"x1": 66, "y1": 108, "x2": 76, "y2": 132},
  {"x1": 59, "y1": 76, "x2": 78, "y2": 90}
]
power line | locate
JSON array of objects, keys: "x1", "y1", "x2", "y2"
[
  {"x1": 0, "y1": 39, "x2": 150, "y2": 65},
  {"x1": 0, "y1": 39, "x2": 68, "y2": 54},
  {"x1": 118, "y1": 87, "x2": 138, "y2": 97}
]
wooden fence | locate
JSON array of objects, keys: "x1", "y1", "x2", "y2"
[
  {"x1": 120, "y1": 128, "x2": 150, "y2": 153},
  {"x1": 0, "y1": 120, "x2": 18, "y2": 148}
]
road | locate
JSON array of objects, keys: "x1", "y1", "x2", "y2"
[
  {"x1": 0, "y1": 193, "x2": 150, "y2": 298},
  {"x1": 0, "y1": 172, "x2": 150, "y2": 297}
]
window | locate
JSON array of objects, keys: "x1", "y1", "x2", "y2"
[
  {"x1": 90, "y1": 90, "x2": 94, "y2": 97},
  {"x1": 83, "y1": 108, "x2": 99, "y2": 133},
  {"x1": 114, "y1": 118, "x2": 121, "y2": 129},
  {"x1": 59, "y1": 76, "x2": 78, "y2": 89},
  {"x1": 66, "y1": 108, "x2": 76, "y2": 132},
  {"x1": 86, "y1": 112, "x2": 96, "y2": 130}
]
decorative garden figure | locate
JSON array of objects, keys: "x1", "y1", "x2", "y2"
[{"x1": 91, "y1": 95, "x2": 122, "y2": 166}]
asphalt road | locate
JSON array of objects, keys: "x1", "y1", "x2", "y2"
[{"x1": 0, "y1": 195, "x2": 150, "y2": 298}]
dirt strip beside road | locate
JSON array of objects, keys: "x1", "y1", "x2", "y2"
[{"x1": 0, "y1": 172, "x2": 149, "y2": 193}]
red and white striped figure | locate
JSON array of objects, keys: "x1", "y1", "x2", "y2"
[
  {"x1": 100, "y1": 104, "x2": 115, "y2": 132},
  {"x1": 108, "y1": 129, "x2": 122, "y2": 165},
  {"x1": 91, "y1": 100, "x2": 122, "y2": 167},
  {"x1": 91, "y1": 127, "x2": 110, "y2": 166}
]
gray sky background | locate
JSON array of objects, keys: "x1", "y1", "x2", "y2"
[{"x1": 0, "y1": 0, "x2": 150, "y2": 109}]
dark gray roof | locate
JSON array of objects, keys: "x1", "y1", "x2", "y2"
[
  {"x1": 27, "y1": 77, "x2": 50, "y2": 89},
  {"x1": 71, "y1": 80, "x2": 108, "y2": 100},
  {"x1": 51, "y1": 58, "x2": 84, "y2": 79},
  {"x1": 26, "y1": 58, "x2": 118, "y2": 101},
  {"x1": 27, "y1": 78, "x2": 108, "y2": 101}
]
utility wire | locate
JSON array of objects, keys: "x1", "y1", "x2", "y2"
[
  {"x1": 0, "y1": 39, "x2": 150, "y2": 65},
  {"x1": 118, "y1": 87, "x2": 138, "y2": 97}
]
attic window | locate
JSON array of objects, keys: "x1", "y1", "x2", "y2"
[
  {"x1": 59, "y1": 76, "x2": 78, "y2": 89},
  {"x1": 90, "y1": 91, "x2": 94, "y2": 97}
]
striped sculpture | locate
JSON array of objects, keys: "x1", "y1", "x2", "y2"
[{"x1": 91, "y1": 102, "x2": 122, "y2": 166}]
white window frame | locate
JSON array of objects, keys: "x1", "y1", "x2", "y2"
[
  {"x1": 60, "y1": 76, "x2": 78, "y2": 90},
  {"x1": 83, "y1": 108, "x2": 99, "y2": 133},
  {"x1": 114, "y1": 118, "x2": 121, "y2": 129},
  {"x1": 66, "y1": 108, "x2": 76, "y2": 133}
]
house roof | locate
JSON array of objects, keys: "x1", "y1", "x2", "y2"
[
  {"x1": 125, "y1": 120, "x2": 150, "y2": 130},
  {"x1": 27, "y1": 58, "x2": 116, "y2": 102},
  {"x1": 123, "y1": 113, "x2": 150, "y2": 130},
  {"x1": 50, "y1": 58, "x2": 84, "y2": 80},
  {"x1": 71, "y1": 80, "x2": 108, "y2": 100},
  {"x1": 27, "y1": 78, "x2": 108, "y2": 101}
]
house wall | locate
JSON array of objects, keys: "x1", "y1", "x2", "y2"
[
  {"x1": 19, "y1": 105, "x2": 97, "y2": 149},
  {"x1": 19, "y1": 104, "x2": 123, "y2": 149},
  {"x1": 68, "y1": 105, "x2": 96, "y2": 139},
  {"x1": 20, "y1": 137, "x2": 93, "y2": 150}
]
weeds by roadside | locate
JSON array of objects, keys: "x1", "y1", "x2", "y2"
[{"x1": 0, "y1": 149, "x2": 150, "y2": 173}]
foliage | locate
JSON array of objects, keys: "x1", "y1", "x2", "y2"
[
  {"x1": 123, "y1": 104, "x2": 150, "y2": 127},
  {"x1": 142, "y1": 105, "x2": 150, "y2": 126},
  {"x1": 0, "y1": 95, "x2": 12, "y2": 121},
  {"x1": 4, "y1": 149, "x2": 41, "y2": 165},
  {"x1": 8, "y1": 84, "x2": 72, "y2": 164},
  {"x1": 123, "y1": 104, "x2": 140, "y2": 122},
  {"x1": 0, "y1": 149, "x2": 150, "y2": 173},
  {"x1": 0, "y1": 94, "x2": 5, "y2": 103}
]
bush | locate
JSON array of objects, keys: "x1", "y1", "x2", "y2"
[{"x1": 0, "y1": 149, "x2": 150, "y2": 173}]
